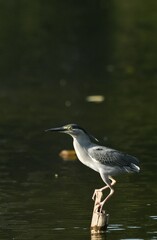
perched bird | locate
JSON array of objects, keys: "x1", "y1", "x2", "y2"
[{"x1": 45, "y1": 124, "x2": 140, "y2": 212}]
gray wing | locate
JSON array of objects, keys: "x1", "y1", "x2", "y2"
[{"x1": 88, "y1": 146, "x2": 139, "y2": 168}]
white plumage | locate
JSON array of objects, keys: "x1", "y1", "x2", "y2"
[{"x1": 46, "y1": 123, "x2": 140, "y2": 212}]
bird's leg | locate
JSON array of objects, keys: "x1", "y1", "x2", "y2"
[
  {"x1": 92, "y1": 185, "x2": 108, "y2": 202},
  {"x1": 95, "y1": 186, "x2": 114, "y2": 213},
  {"x1": 93, "y1": 176, "x2": 116, "y2": 212},
  {"x1": 92, "y1": 176, "x2": 116, "y2": 201}
]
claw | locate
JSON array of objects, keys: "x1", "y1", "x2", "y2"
[
  {"x1": 92, "y1": 190, "x2": 96, "y2": 200},
  {"x1": 92, "y1": 189, "x2": 101, "y2": 201},
  {"x1": 94, "y1": 201, "x2": 104, "y2": 213},
  {"x1": 92, "y1": 189, "x2": 103, "y2": 210}
]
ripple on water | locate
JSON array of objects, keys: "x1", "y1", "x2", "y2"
[
  {"x1": 150, "y1": 216, "x2": 157, "y2": 220},
  {"x1": 120, "y1": 239, "x2": 144, "y2": 240},
  {"x1": 108, "y1": 224, "x2": 125, "y2": 231}
]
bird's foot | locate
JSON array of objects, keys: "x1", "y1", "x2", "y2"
[
  {"x1": 94, "y1": 201, "x2": 104, "y2": 213},
  {"x1": 92, "y1": 189, "x2": 102, "y2": 201}
]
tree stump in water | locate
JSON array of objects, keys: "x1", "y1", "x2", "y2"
[{"x1": 90, "y1": 191, "x2": 109, "y2": 234}]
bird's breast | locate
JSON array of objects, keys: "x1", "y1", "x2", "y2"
[{"x1": 73, "y1": 140, "x2": 99, "y2": 172}]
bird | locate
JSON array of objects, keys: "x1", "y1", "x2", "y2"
[{"x1": 45, "y1": 123, "x2": 140, "y2": 212}]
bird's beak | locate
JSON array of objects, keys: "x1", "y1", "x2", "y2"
[{"x1": 45, "y1": 127, "x2": 66, "y2": 133}]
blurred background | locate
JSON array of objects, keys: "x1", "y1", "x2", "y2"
[{"x1": 0, "y1": 0, "x2": 157, "y2": 239}]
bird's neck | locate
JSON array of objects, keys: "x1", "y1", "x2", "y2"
[
  {"x1": 72, "y1": 133, "x2": 92, "y2": 150},
  {"x1": 72, "y1": 133, "x2": 97, "y2": 170}
]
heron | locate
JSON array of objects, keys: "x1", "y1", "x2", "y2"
[{"x1": 45, "y1": 123, "x2": 140, "y2": 212}]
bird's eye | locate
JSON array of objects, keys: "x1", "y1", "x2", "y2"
[{"x1": 67, "y1": 125, "x2": 72, "y2": 130}]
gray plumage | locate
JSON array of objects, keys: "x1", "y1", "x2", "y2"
[
  {"x1": 45, "y1": 123, "x2": 140, "y2": 212},
  {"x1": 88, "y1": 146, "x2": 139, "y2": 172}
]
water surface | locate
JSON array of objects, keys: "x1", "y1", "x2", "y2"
[{"x1": 0, "y1": 0, "x2": 157, "y2": 239}]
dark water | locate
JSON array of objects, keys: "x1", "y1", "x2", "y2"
[{"x1": 0, "y1": 1, "x2": 157, "y2": 239}]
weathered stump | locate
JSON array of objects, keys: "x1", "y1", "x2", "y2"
[{"x1": 90, "y1": 191, "x2": 109, "y2": 234}]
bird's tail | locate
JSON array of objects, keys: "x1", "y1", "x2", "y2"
[
  {"x1": 124, "y1": 163, "x2": 140, "y2": 173},
  {"x1": 131, "y1": 163, "x2": 140, "y2": 173}
]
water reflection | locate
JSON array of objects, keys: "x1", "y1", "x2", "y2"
[{"x1": 91, "y1": 233, "x2": 107, "y2": 240}]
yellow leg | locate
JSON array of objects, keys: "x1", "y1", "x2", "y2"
[{"x1": 92, "y1": 176, "x2": 116, "y2": 201}]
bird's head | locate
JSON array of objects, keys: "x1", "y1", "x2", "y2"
[
  {"x1": 45, "y1": 123, "x2": 99, "y2": 142},
  {"x1": 45, "y1": 124, "x2": 86, "y2": 137}
]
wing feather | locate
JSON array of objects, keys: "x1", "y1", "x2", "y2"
[{"x1": 88, "y1": 146, "x2": 139, "y2": 168}]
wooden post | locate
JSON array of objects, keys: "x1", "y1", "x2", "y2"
[{"x1": 90, "y1": 191, "x2": 109, "y2": 234}]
